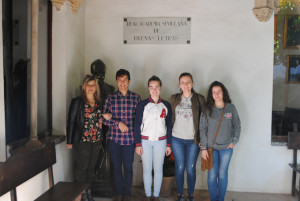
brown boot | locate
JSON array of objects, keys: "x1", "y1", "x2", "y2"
[
  {"x1": 114, "y1": 195, "x2": 123, "y2": 201},
  {"x1": 153, "y1": 197, "x2": 160, "y2": 201},
  {"x1": 143, "y1": 196, "x2": 152, "y2": 201},
  {"x1": 123, "y1": 195, "x2": 131, "y2": 201}
]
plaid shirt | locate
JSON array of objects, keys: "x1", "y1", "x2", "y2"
[{"x1": 103, "y1": 90, "x2": 141, "y2": 145}]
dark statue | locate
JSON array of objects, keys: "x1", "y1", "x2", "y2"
[
  {"x1": 91, "y1": 59, "x2": 115, "y2": 107},
  {"x1": 90, "y1": 59, "x2": 115, "y2": 197}
]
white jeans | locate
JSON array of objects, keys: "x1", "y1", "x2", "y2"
[{"x1": 141, "y1": 139, "x2": 166, "y2": 197}]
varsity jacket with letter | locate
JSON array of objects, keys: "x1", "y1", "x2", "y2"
[{"x1": 134, "y1": 97, "x2": 172, "y2": 147}]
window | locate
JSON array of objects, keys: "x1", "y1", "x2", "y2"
[{"x1": 272, "y1": 0, "x2": 300, "y2": 143}]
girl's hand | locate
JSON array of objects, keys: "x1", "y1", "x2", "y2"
[
  {"x1": 227, "y1": 143, "x2": 234, "y2": 149},
  {"x1": 135, "y1": 147, "x2": 143, "y2": 156},
  {"x1": 201, "y1": 149, "x2": 209, "y2": 160},
  {"x1": 198, "y1": 143, "x2": 201, "y2": 147},
  {"x1": 165, "y1": 147, "x2": 172, "y2": 156},
  {"x1": 102, "y1": 113, "x2": 112, "y2": 120}
]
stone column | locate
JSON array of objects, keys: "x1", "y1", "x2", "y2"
[{"x1": 30, "y1": 0, "x2": 39, "y2": 141}]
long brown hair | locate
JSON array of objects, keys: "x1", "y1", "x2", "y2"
[
  {"x1": 81, "y1": 75, "x2": 101, "y2": 104},
  {"x1": 206, "y1": 81, "x2": 231, "y2": 116}
]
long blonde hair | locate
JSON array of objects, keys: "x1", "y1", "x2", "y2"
[{"x1": 81, "y1": 75, "x2": 101, "y2": 104}]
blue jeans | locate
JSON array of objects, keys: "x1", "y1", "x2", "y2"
[
  {"x1": 171, "y1": 136, "x2": 199, "y2": 196},
  {"x1": 108, "y1": 140, "x2": 135, "y2": 196},
  {"x1": 208, "y1": 148, "x2": 233, "y2": 201},
  {"x1": 141, "y1": 139, "x2": 166, "y2": 197}
]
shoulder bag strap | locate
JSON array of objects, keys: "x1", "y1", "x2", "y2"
[{"x1": 212, "y1": 104, "x2": 226, "y2": 146}]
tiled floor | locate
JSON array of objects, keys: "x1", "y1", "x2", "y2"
[{"x1": 93, "y1": 186, "x2": 298, "y2": 201}]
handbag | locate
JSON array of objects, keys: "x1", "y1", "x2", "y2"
[{"x1": 201, "y1": 105, "x2": 225, "y2": 171}]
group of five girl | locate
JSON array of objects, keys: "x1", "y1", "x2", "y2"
[{"x1": 67, "y1": 72, "x2": 241, "y2": 201}]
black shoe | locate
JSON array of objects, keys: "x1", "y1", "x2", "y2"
[
  {"x1": 114, "y1": 195, "x2": 123, "y2": 201},
  {"x1": 81, "y1": 193, "x2": 89, "y2": 201},
  {"x1": 86, "y1": 188, "x2": 95, "y2": 201},
  {"x1": 123, "y1": 195, "x2": 131, "y2": 201},
  {"x1": 187, "y1": 195, "x2": 194, "y2": 201},
  {"x1": 176, "y1": 195, "x2": 184, "y2": 201}
]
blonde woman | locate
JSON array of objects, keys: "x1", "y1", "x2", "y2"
[{"x1": 67, "y1": 75, "x2": 111, "y2": 201}]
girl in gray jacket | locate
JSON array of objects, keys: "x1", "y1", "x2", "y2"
[{"x1": 200, "y1": 81, "x2": 241, "y2": 201}]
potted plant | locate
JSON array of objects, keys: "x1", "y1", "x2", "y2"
[{"x1": 160, "y1": 152, "x2": 175, "y2": 196}]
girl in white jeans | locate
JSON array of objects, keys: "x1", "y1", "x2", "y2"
[{"x1": 134, "y1": 75, "x2": 172, "y2": 201}]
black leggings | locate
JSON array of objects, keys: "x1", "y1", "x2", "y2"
[{"x1": 74, "y1": 141, "x2": 102, "y2": 184}]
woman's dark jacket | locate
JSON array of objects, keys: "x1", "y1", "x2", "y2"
[
  {"x1": 67, "y1": 97, "x2": 85, "y2": 144},
  {"x1": 170, "y1": 92, "x2": 205, "y2": 144}
]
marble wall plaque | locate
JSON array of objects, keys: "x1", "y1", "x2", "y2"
[{"x1": 123, "y1": 17, "x2": 191, "y2": 44}]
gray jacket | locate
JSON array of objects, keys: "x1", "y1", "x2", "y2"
[{"x1": 200, "y1": 103, "x2": 241, "y2": 150}]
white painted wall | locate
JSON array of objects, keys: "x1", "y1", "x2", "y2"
[
  {"x1": 83, "y1": 0, "x2": 295, "y2": 193},
  {"x1": 51, "y1": 0, "x2": 86, "y2": 193},
  {"x1": 52, "y1": 0, "x2": 86, "y2": 195},
  {"x1": 52, "y1": 2, "x2": 86, "y2": 136}
]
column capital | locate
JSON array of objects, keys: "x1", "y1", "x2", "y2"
[
  {"x1": 51, "y1": 0, "x2": 84, "y2": 13},
  {"x1": 253, "y1": 0, "x2": 280, "y2": 22}
]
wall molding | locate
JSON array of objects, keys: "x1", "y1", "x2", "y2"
[
  {"x1": 253, "y1": 0, "x2": 280, "y2": 22},
  {"x1": 51, "y1": 0, "x2": 84, "y2": 13}
]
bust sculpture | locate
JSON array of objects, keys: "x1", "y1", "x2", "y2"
[{"x1": 90, "y1": 59, "x2": 115, "y2": 107}]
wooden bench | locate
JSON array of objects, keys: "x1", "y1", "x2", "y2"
[
  {"x1": 0, "y1": 140, "x2": 89, "y2": 201},
  {"x1": 34, "y1": 182, "x2": 89, "y2": 201},
  {"x1": 288, "y1": 132, "x2": 300, "y2": 201}
]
